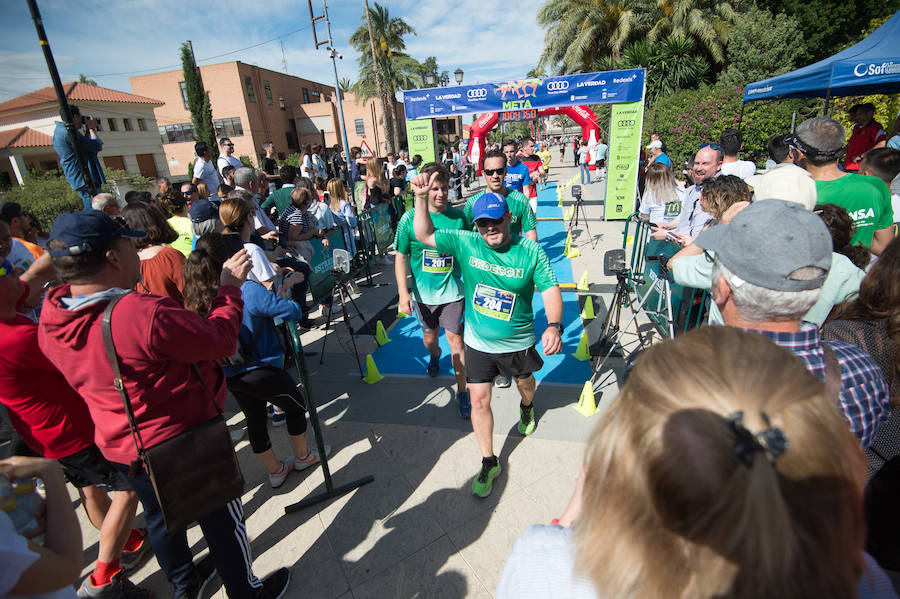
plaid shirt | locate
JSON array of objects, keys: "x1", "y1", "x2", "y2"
[{"x1": 752, "y1": 323, "x2": 890, "y2": 448}]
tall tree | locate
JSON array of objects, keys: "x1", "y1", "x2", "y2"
[
  {"x1": 180, "y1": 42, "x2": 216, "y2": 163},
  {"x1": 78, "y1": 74, "x2": 97, "y2": 86},
  {"x1": 717, "y1": 5, "x2": 806, "y2": 88},
  {"x1": 600, "y1": 35, "x2": 709, "y2": 103}
]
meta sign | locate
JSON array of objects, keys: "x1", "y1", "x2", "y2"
[{"x1": 402, "y1": 69, "x2": 645, "y2": 119}]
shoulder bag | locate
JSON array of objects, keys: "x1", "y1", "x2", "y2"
[{"x1": 101, "y1": 292, "x2": 244, "y2": 532}]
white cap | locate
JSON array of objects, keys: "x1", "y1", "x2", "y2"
[
  {"x1": 646, "y1": 140, "x2": 663, "y2": 149},
  {"x1": 745, "y1": 163, "x2": 817, "y2": 211}
]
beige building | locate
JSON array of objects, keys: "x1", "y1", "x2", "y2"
[
  {"x1": 0, "y1": 82, "x2": 169, "y2": 188},
  {"x1": 130, "y1": 61, "x2": 405, "y2": 176}
]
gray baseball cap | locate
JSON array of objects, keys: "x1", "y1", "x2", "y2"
[{"x1": 694, "y1": 199, "x2": 831, "y2": 291}]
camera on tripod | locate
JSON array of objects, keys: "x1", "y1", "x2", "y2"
[
  {"x1": 331, "y1": 248, "x2": 351, "y2": 278},
  {"x1": 603, "y1": 248, "x2": 627, "y2": 277},
  {"x1": 571, "y1": 184, "x2": 582, "y2": 200}
]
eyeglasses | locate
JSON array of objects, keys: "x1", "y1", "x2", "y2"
[
  {"x1": 223, "y1": 143, "x2": 234, "y2": 147},
  {"x1": 699, "y1": 143, "x2": 721, "y2": 150},
  {"x1": 483, "y1": 168, "x2": 506, "y2": 176},
  {"x1": 182, "y1": 190, "x2": 193, "y2": 196},
  {"x1": 0, "y1": 260, "x2": 13, "y2": 277},
  {"x1": 475, "y1": 217, "x2": 504, "y2": 228}
]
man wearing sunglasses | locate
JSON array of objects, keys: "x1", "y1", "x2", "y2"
[
  {"x1": 394, "y1": 163, "x2": 470, "y2": 418},
  {"x1": 217, "y1": 137, "x2": 243, "y2": 177},
  {"x1": 191, "y1": 142, "x2": 219, "y2": 198},
  {"x1": 411, "y1": 175, "x2": 563, "y2": 498},
  {"x1": 465, "y1": 149, "x2": 538, "y2": 243}
]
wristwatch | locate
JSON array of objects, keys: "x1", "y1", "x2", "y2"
[{"x1": 547, "y1": 322, "x2": 564, "y2": 333}]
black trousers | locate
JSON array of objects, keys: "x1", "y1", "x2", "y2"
[
  {"x1": 275, "y1": 256, "x2": 311, "y2": 314},
  {"x1": 227, "y1": 366, "x2": 308, "y2": 454}
]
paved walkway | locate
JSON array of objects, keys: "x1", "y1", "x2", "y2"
[{"x1": 73, "y1": 150, "x2": 631, "y2": 598}]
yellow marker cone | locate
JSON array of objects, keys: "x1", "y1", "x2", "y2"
[
  {"x1": 375, "y1": 320, "x2": 391, "y2": 345},
  {"x1": 573, "y1": 332, "x2": 590, "y2": 361},
  {"x1": 363, "y1": 354, "x2": 384, "y2": 384},
  {"x1": 577, "y1": 270, "x2": 590, "y2": 291},
  {"x1": 625, "y1": 235, "x2": 634, "y2": 246},
  {"x1": 581, "y1": 297, "x2": 595, "y2": 320},
  {"x1": 566, "y1": 243, "x2": 580, "y2": 259},
  {"x1": 574, "y1": 381, "x2": 598, "y2": 417}
]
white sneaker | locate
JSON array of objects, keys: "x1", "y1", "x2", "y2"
[
  {"x1": 268, "y1": 460, "x2": 292, "y2": 488},
  {"x1": 293, "y1": 445, "x2": 332, "y2": 471}
]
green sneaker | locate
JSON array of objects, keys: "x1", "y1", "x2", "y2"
[
  {"x1": 472, "y1": 461, "x2": 501, "y2": 498},
  {"x1": 518, "y1": 404, "x2": 536, "y2": 436}
]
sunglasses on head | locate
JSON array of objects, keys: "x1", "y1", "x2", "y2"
[
  {"x1": 475, "y1": 217, "x2": 504, "y2": 228},
  {"x1": 483, "y1": 167, "x2": 506, "y2": 176},
  {"x1": 0, "y1": 260, "x2": 14, "y2": 277},
  {"x1": 699, "y1": 143, "x2": 721, "y2": 150}
]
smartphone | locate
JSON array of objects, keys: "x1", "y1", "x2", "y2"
[
  {"x1": 222, "y1": 233, "x2": 244, "y2": 257},
  {"x1": 665, "y1": 231, "x2": 681, "y2": 243}
]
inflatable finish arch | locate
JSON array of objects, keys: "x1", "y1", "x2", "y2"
[{"x1": 468, "y1": 105, "x2": 602, "y2": 175}]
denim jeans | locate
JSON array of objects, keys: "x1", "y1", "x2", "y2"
[{"x1": 579, "y1": 163, "x2": 590, "y2": 184}]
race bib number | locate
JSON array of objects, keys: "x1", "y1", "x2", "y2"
[
  {"x1": 664, "y1": 201, "x2": 682, "y2": 218},
  {"x1": 423, "y1": 250, "x2": 453, "y2": 273},
  {"x1": 473, "y1": 284, "x2": 516, "y2": 321}
]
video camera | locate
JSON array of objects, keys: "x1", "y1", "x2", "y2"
[{"x1": 571, "y1": 184, "x2": 582, "y2": 200}]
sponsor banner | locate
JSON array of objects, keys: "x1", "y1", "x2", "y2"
[
  {"x1": 308, "y1": 227, "x2": 348, "y2": 301},
  {"x1": 406, "y1": 118, "x2": 437, "y2": 165},
  {"x1": 369, "y1": 202, "x2": 394, "y2": 255},
  {"x1": 402, "y1": 69, "x2": 645, "y2": 120},
  {"x1": 605, "y1": 100, "x2": 644, "y2": 220},
  {"x1": 832, "y1": 59, "x2": 900, "y2": 89}
]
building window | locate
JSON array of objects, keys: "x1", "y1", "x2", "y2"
[
  {"x1": 107, "y1": 118, "x2": 118, "y2": 132},
  {"x1": 213, "y1": 117, "x2": 243, "y2": 138},
  {"x1": 311, "y1": 90, "x2": 321, "y2": 99},
  {"x1": 179, "y1": 81, "x2": 189, "y2": 109},
  {"x1": 158, "y1": 122, "x2": 195, "y2": 144},
  {"x1": 264, "y1": 81, "x2": 273, "y2": 105},
  {"x1": 302, "y1": 88, "x2": 310, "y2": 103},
  {"x1": 137, "y1": 118, "x2": 147, "y2": 131},
  {"x1": 123, "y1": 118, "x2": 133, "y2": 131},
  {"x1": 354, "y1": 119, "x2": 365, "y2": 135},
  {"x1": 324, "y1": 94, "x2": 331, "y2": 102},
  {"x1": 278, "y1": 95, "x2": 285, "y2": 110},
  {"x1": 245, "y1": 76, "x2": 256, "y2": 103}
]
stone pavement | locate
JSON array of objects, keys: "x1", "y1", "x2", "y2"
[{"x1": 72, "y1": 150, "x2": 633, "y2": 598}]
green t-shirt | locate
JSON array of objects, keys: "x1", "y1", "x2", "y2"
[
  {"x1": 815, "y1": 174, "x2": 893, "y2": 247},
  {"x1": 434, "y1": 230, "x2": 557, "y2": 353},
  {"x1": 465, "y1": 189, "x2": 536, "y2": 237},
  {"x1": 260, "y1": 185, "x2": 295, "y2": 217},
  {"x1": 394, "y1": 207, "x2": 466, "y2": 305}
]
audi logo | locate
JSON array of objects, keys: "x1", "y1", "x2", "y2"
[
  {"x1": 617, "y1": 120, "x2": 635, "y2": 127},
  {"x1": 467, "y1": 89, "x2": 488, "y2": 99},
  {"x1": 547, "y1": 81, "x2": 569, "y2": 91}
]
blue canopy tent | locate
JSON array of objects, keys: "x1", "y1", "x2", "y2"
[{"x1": 742, "y1": 10, "x2": 900, "y2": 104}]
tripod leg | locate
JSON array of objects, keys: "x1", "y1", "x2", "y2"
[
  {"x1": 319, "y1": 288, "x2": 338, "y2": 365},
  {"x1": 591, "y1": 276, "x2": 659, "y2": 383},
  {"x1": 338, "y1": 287, "x2": 364, "y2": 377}
]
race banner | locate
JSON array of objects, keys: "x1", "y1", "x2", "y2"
[
  {"x1": 605, "y1": 100, "x2": 645, "y2": 220},
  {"x1": 308, "y1": 227, "x2": 348, "y2": 302},
  {"x1": 368, "y1": 202, "x2": 394, "y2": 255},
  {"x1": 402, "y1": 69, "x2": 645, "y2": 120},
  {"x1": 406, "y1": 118, "x2": 437, "y2": 164}
]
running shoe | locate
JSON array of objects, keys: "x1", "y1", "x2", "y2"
[
  {"x1": 493, "y1": 375, "x2": 511, "y2": 388},
  {"x1": 271, "y1": 409, "x2": 286, "y2": 427},
  {"x1": 472, "y1": 461, "x2": 501, "y2": 498},
  {"x1": 426, "y1": 354, "x2": 440, "y2": 377},
  {"x1": 175, "y1": 556, "x2": 217, "y2": 599},
  {"x1": 255, "y1": 567, "x2": 291, "y2": 599},
  {"x1": 518, "y1": 403, "x2": 536, "y2": 436},
  {"x1": 293, "y1": 445, "x2": 331, "y2": 471},
  {"x1": 77, "y1": 570, "x2": 150, "y2": 599},
  {"x1": 268, "y1": 460, "x2": 292, "y2": 488},
  {"x1": 120, "y1": 529, "x2": 151, "y2": 571},
  {"x1": 457, "y1": 391, "x2": 471, "y2": 419}
]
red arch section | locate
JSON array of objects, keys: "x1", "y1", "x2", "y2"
[{"x1": 467, "y1": 105, "x2": 601, "y2": 175}]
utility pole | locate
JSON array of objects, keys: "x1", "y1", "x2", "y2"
[
  {"x1": 27, "y1": 0, "x2": 96, "y2": 209},
  {"x1": 363, "y1": 0, "x2": 392, "y2": 155},
  {"x1": 308, "y1": 0, "x2": 354, "y2": 200}
]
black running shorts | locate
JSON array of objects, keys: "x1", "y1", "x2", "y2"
[
  {"x1": 58, "y1": 444, "x2": 133, "y2": 491},
  {"x1": 464, "y1": 344, "x2": 544, "y2": 384}
]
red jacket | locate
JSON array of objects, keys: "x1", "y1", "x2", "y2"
[{"x1": 38, "y1": 285, "x2": 243, "y2": 465}]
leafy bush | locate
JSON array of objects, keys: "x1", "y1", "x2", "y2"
[
  {"x1": 238, "y1": 155, "x2": 255, "y2": 168},
  {"x1": 2, "y1": 171, "x2": 82, "y2": 230},
  {"x1": 101, "y1": 168, "x2": 153, "y2": 191},
  {"x1": 645, "y1": 83, "x2": 817, "y2": 170}
]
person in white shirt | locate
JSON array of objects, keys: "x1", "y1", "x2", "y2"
[
  {"x1": 385, "y1": 152, "x2": 401, "y2": 180},
  {"x1": 217, "y1": 137, "x2": 243, "y2": 176},
  {"x1": 191, "y1": 142, "x2": 220, "y2": 197},
  {"x1": 719, "y1": 128, "x2": 757, "y2": 180}
]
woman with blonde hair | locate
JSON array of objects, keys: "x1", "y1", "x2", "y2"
[
  {"x1": 640, "y1": 161, "x2": 683, "y2": 228},
  {"x1": 497, "y1": 326, "x2": 895, "y2": 599},
  {"x1": 196, "y1": 181, "x2": 211, "y2": 201},
  {"x1": 363, "y1": 157, "x2": 388, "y2": 211},
  {"x1": 327, "y1": 178, "x2": 357, "y2": 254}
]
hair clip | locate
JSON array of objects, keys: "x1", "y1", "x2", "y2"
[{"x1": 728, "y1": 411, "x2": 789, "y2": 469}]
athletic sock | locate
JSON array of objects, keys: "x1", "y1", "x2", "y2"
[
  {"x1": 90, "y1": 560, "x2": 121, "y2": 586},
  {"x1": 521, "y1": 402, "x2": 533, "y2": 413},
  {"x1": 122, "y1": 528, "x2": 144, "y2": 552},
  {"x1": 482, "y1": 455, "x2": 498, "y2": 469}
]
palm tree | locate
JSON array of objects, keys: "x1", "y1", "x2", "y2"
[
  {"x1": 646, "y1": 0, "x2": 737, "y2": 64},
  {"x1": 78, "y1": 74, "x2": 98, "y2": 86},
  {"x1": 338, "y1": 77, "x2": 353, "y2": 93},
  {"x1": 537, "y1": 0, "x2": 648, "y2": 74},
  {"x1": 349, "y1": 1, "x2": 417, "y2": 153}
]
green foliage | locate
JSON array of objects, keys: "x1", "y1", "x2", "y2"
[
  {"x1": 78, "y1": 74, "x2": 98, "y2": 86},
  {"x1": 2, "y1": 171, "x2": 83, "y2": 230},
  {"x1": 645, "y1": 0, "x2": 737, "y2": 65},
  {"x1": 646, "y1": 83, "x2": 816, "y2": 169},
  {"x1": 282, "y1": 153, "x2": 302, "y2": 167},
  {"x1": 101, "y1": 168, "x2": 153, "y2": 191},
  {"x1": 238, "y1": 155, "x2": 255, "y2": 168},
  {"x1": 832, "y1": 94, "x2": 900, "y2": 142},
  {"x1": 717, "y1": 6, "x2": 806, "y2": 88},
  {"x1": 180, "y1": 42, "x2": 217, "y2": 161}
]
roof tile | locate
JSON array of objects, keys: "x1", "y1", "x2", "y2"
[{"x1": 0, "y1": 82, "x2": 162, "y2": 113}]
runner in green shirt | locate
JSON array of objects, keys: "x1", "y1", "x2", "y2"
[
  {"x1": 411, "y1": 173, "x2": 563, "y2": 498},
  {"x1": 394, "y1": 163, "x2": 470, "y2": 418},
  {"x1": 464, "y1": 149, "x2": 537, "y2": 242}
]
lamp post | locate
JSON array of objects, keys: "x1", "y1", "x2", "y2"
[
  {"x1": 424, "y1": 71, "x2": 436, "y2": 87},
  {"x1": 454, "y1": 68, "x2": 464, "y2": 154}
]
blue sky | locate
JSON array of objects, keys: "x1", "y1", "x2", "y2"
[{"x1": 0, "y1": 0, "x2": 546, "y2": 123}]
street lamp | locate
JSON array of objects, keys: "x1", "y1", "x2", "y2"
[
  {"x1": 453, "y1": 68, "x2": 464, "y2": 156},
  {"x1": 454, "y1": 68, "x2": 464, "y2": 84},
  {"x1": 424, "y1": 71, "x2": 436, "y2": 87}
]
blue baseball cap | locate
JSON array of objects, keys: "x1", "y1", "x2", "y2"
[
  {"x1": 48, "y1": 211, "x2": 145, "y2": 257},
  {"x1": 189, "y1": 199, "x2": 219, "y2": 223},
  {"x1": 471, "y1": 192, "x2": 509, "y2": 221}
]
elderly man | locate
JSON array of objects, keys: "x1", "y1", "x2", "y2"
[
  {"x1": 791, "y1": 116, "x2": 893, "y2": 254},
  {"x1": 234, "y1": 167, "x2": 278, "y2": 238},
  {"x1": 696, "y1": 199, "x2": 890, "y2": 449},
  {"x1": 652, "y1": 144, "x2": 720, "y2": 244},
  {"x1": 91, "y1": 193, "x2": 120, "y2": 217}
]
